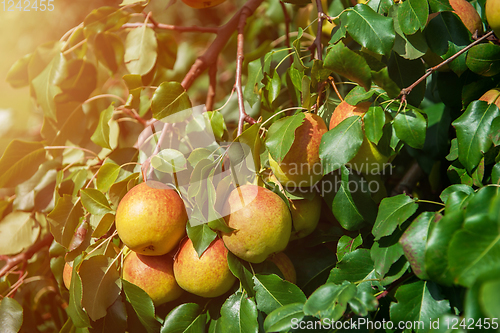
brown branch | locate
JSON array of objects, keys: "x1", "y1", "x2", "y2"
[
  {"x1": 279, "y1": 1, "x2": 293, "y2": 67},
  {"x1": 0, "y1": 233, "x2": 54, "y2": 279},
  {"x1": 329, "y1": 76, "x2": 344, "y2": 102},
  {"x1": 390, "y1": 161, "x2": 424, "y2": 197},
  {"x1": 311, "y1": 0, "x2": 325, "y2": 61},
  {"x1": 122, "y1": 22, "x2": 219, "y2": 33},
  {"x1": 236, "y1": 8, "x2": 257, "y2": 136},
  {"x1": 181, "y1": 0, "x2": 266, "y2": 91},
  {"x1": 206, "y1": 65, "x2": 218, "y2": 112},
  {"x1": 399, "y1": 30, "x2": 494, "y2": 104}
]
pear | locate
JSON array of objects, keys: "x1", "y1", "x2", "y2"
[
  {"x1": 173, "y1": 238, "x2": 236, "y2": 298},
  {"x1": 487, "y1": 0, "x2": 500, "y2": 37},
  {"x1": 222, "y1": 184, "x2": 292, "y2": 263},
  {"x1": 115, "y1": 181, "x2": 187, "y2": 256},
  {"x1": 290, "y1": 193, "x2": 322, "y2": 240},
  {"x1": 122, "y1": 251, "x2": 183, "y2": 306},
  {"x1": 269, "y1": 113, "x2": 328, "y2": 188}
]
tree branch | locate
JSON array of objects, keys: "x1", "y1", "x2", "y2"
[
  {"x1": 122, "y1": 22, "x2": 219, "y2": 33},
  {"x1": 206, "y1": 65, "x2": 218, "y2": 111},
  {"x1": 310, "y1": 0, "x2": 325, "y2": 60},
  {"x1": 279, "y1": 1, "x2": 293, "y2": 67},
  {"x1": 236, "y1": 8, "x2": 257, "y2": 136},
  {"x1": 399, "y1": 31, "x2": 494, "y2": 104},
  {"x1": 0, "y1": 233, "x2": 54, "y2": 279},
  {"x1": 181, "y1": 0, "x2": 265, "y2": 91}
]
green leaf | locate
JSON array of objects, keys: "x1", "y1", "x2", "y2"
[
  {"x1": 253, "y1": 274, "x2": 307, "y2": 315},
  {"x1": 466, "y1": 43, "x2": 500, "y2": 77},
  {"x1": 387, "y1": 52, "x2": 426, "y2": 107},
  {"x1": 6, "y1": 53, "x2": 32, "y2": 88},
  {"x1": 452, "y1": 101, "x2": 500, "y2": 172},
  {"x1": 205, "y1": 111, "x2": 226, "y2": 140},
  {"x1": 439, "y1": 184, "x2": 474, "y2": 204},
  {"x1": 371, "y1": 232, "x2": 404, "y2": 277},
  {"x1": 344, "y1": 4, "x2": 395, "y2": 56},
  {"x1": 122, "y1": 280, "x2": 161, "y2": 333},
  {"x1": 219, "y1": 291, "x2": 259, "y2": 333},
  {"x1": 393, "y1": 108, "x2": 427, "y2": 149},
  {"x1": 0, "y1": 212, "x2": 40, "y2": 256},
  {"x1": 31, "y1": 53, "x2": 65, "y2": 121},
  {"x1": 371, "y1": 67, "x2": 401, "y2": 98},
  {"x1": 425, "y1": 11, "x2": 471, "y2": 58},
  {"x1": 372, "y1": 194, "x2": 418, "y2": 240},
  {"x1": 186, "y1": 221, "x2": 217, "y2": 258},
  {"x1": 263, "y1": 302, "x2": 305, "y2": 333},
  {"x1": 96, "y1": 163, "x2": 121, "y2": 192},
  {"x1": 161, "y1": 303, "x2": 205, "y2": 333},
  {"x1": 0, "y1": 297, "x2": 23, "y2": 333},
  {"x1": 124, "y1": 26, "x2": 157, "y2": 75},
  {"x1": 91, "y1": 296, "x2": 128, "y2": 333},
  {"x1": 80, "y1": 189, "x2": 113, "y2": 215},
  {"x1": 400, "y1": 212, "x2": 435, "y2": 279},
  {"x1": 324, "y1": 42, "x2": 372, "y2": 91},
  {"x1": 47, "y1": 195, "x2": 84, "y2": 249},
  {"x1": 390, "y1": 280, "x2": 451, "y2": 332},
  {"x1": 58, "y1": 59, "x2": 97, "y2": 103},
  {"x1": 344, "y1": 86, "x2": 375, "y2": 105},
  {"x1": 265, "y1": 113, "x2": 305, "y2": 163},
  {"x1": 397, "y1": 0, "x2": 428, "y2": 35},
  {"x1": 364, "y1": 106, "x2": 386, "y2": 144},
  {"x1": 448, "y1": 197, "x2": 500, "y2": 286},
  {"x1": 244, "y1": 58, "x2": 264, "y2": 107},
  {"x1": 94, "y1": 32, "x2": 124, "y2": 72},
  {"x1": 79, "y1": 255, "x2": 121, "y2": 321},
  {"x1": 319, "y1": 116, "x2": 364, "y2": 174},
  {"x1": 0, "y1": 140, "x2": 46, "y2": 189},
  {"x1": 83, "y1": 7, "x2": 129, "y2": 38},
  {"x1": 67, "y1": 255, "x2": 91, "y2": 328},
  {"x1": 328, "y1": 249, "x2": 380, "y2": 287},
  {"x1": 337, "y1": 234, "x2": 363, "y2": 262},
  {"x1": 425, "y1": 210, "x2": 464, "y2": 285},
  {"x1": 91, "y1": 105, "x2": 114, "y2": 150},
  {"x1": 151, "y1": 82, "x2": 192, "y2": 121},
  {"x1": 303, "y1": 281, "x2": 357, "y2": 321},
  {"x1": 151, "y1": 149, "x2": 187, "y2": 173},
  {"x1": 91, "y1": 213, "x2": 116, "y2": 238},
  {"x1": 228, "y1": 252, "x2": 255, "y2": 297}
]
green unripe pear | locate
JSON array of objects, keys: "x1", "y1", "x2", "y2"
[
  {"x1": 222, "y1": 185, "x2": 292, "y2": 263},
  {"x1": 290, "y1": 193, "x2": 322, "y2": 240}
]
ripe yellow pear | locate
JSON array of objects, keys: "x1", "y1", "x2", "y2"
[
  {"x1": 486, "y1": 0, "x2": 500, "y2": 37},
  {"x1": 181, "y1": 0, "x2": 225, "y2": 8},
  {"x1": 267, "y1": 252, "x2": 297, "y2": 284},
  {"x1": 222, "y1": 185, "x2": 292, "y2": 263},
  {"x1": 115, "y1": 181, "x2": 187, "y2": 256},
  {"x1": 173, "y1": 238, "x2": 236, "y2": 298},
  {"x1": 122, "y1": 251, "x2": 183, "y2": 306},
  {"x1": 330, "y1": 101, "x2": 389, "y2": 175},
  {"x1": 269, "y1": 113, "x2": 328, "y2": 188}
]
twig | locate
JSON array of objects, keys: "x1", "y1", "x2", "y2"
[
  {"x1": 311, "y1": 0, "x2": 325, "y2": 60},
  {"x1": 206, "y1": 65, "x2": 218, "y2": 111},
  {"x1": 329, "y1": 76, "x2": 344, "y2": 102},
  {"x1": 122, "y1": 22, "x2": 219, "y2": 33},
  {"x1": 399, "y1": 31, "x2": 494, "y2": 104},
  {"x1": 236, "y1": 8, "x2": 257, "y2": 136},
  {"x1": 390, "y1": 161, "x2": 423, "y2": 196},
  {"x1": 181, "y1": 0, "x2": 265, "y2": 91},
  {"x1": 279, "y1": 1, "x2": 293, "y2": 67},
  {"x1": 0, "y1": 234, "x2": 54, "y2": 279}
]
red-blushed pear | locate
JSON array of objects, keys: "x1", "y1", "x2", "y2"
[
  {"x1": 122, "y1": 251, "x2": 183, "y2": 306},
  {"x1": 449, "y1": 0, "x2": 483, "y2": 34},
  {"x1": 173, "y1": 238, "x2": 236, "y2": 298},
  {"x1": 63, "y1": 262, "x2": 73, "y2": 289},
  {"x1": 115, "y1": 181, "x2": 187, "y2": 256},
  {"x1": 267, "y1": 252, "x2": 297, "y2": 284},
  {"x1": 181, "y1": 0, "x2": 225, "y2": 8},
  {"x1": 269, "y1": 113, "x2": 328, "y2": 188},
  {"x1": 289, "y1": 193, "x2": 322, "y2": 240},
  {"x1": 222, "y1": 184, "x2": 292, "y2": 263},
  {"x1": 487, "y1": 0, "x2": 500, "y2": 37},
  {"x1": 330, "y1": 101, "x2": 389, "y2": 175},
  {"x1": 479, "y1": 88, "x2": 500, "y2": 109}
]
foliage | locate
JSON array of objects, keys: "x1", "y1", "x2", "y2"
[{"x1": 1, "y1": 0, "x2": 500, "y2": 332}]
